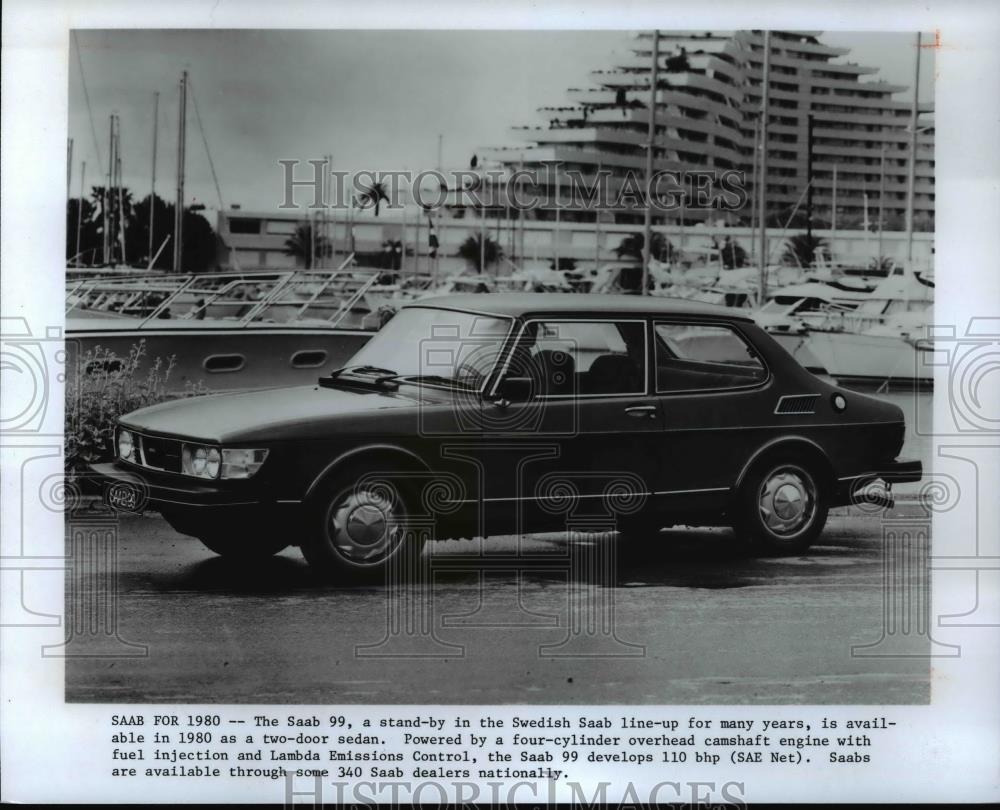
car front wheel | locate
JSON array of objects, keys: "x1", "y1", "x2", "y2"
[
  {"x1": 301, "y1": 472, "x2": 425, "y2": 582},
  {"x1": 733, "y1": 458, "x2": 828, "y2": 554}
]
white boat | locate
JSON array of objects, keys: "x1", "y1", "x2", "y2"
[
  {"x1": 66, "y1": 262, "x2": 381, "y2": 394},
  {"x1": 755, "y1": 266, "x2": 934, "y2": 389}
]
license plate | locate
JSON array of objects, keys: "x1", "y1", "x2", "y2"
[{"x1": 106, "y1": 482, "x2": 142, "y2": 513}]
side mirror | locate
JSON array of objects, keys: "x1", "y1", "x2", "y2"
[{"x1": 495, "y1": 376, "x2": 533, "y2": 406}]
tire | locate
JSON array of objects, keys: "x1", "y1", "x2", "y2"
[
  {"x1": 733, "y1": 457, "x2": 828, "y2": 554},
  {"x1": 300, "y1": 470, "x2": 426, "y2": 582},
  {"x1": 198, "y1": 533, "x2": 288, "y2": 560}
]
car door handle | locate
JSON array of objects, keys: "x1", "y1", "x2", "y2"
[{"x1": 624, "y1": 405, "x2": 657, "y2": 419}]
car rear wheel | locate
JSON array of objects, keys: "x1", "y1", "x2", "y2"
[
  {"x1": 301, "y1": 472, "x2": 425, "y2": 582},
  {"x1": 733, "y1": 458, "x2": 828, "y2": 554},
  {"x1": 198, "y1": 533, "x2": 288, "y2": 559}
]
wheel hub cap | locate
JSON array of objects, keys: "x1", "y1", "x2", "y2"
[
  {"x1": 346, "y1": 504, "x2": 387, "y2": 546},
  {"x1": 759, "y1": 469, "x2": 815, "y2": 537},
  {"x1": 329, "y1": 491, "x2": 402, "y2": 563},
  {"x1": 772, "y1": 483, "x2": 804, "y2": 520}
]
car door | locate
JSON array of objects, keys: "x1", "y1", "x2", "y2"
[
  {"x1": 650, "y1": 318, "x2": 772, "y2": 510},
  {"x1": 475, "y1": 316, "x2": 664, "y2": 534}
]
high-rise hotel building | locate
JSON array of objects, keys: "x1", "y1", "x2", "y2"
[{"x1": 483, "y1": 31, "x2": 934, "y2": 232}]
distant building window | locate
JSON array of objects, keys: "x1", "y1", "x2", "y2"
[
  {"x1": 265, "y1": 220, "x2": 299, "y2": 236},
  {"x1": 228, "y1": 217, "x2": 262, "y2": 234}
]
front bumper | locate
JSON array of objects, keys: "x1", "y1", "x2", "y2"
[
  {"x1": 90, "y1": 461, "x2": 265, "y2": 510},
  {"x1": 90, "y1": 461, "x2": 303, "y2": 540}
]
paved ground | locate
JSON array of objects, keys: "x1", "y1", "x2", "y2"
[{"x1": 65, "y1": 505, "x2": 931, "y2": 704}]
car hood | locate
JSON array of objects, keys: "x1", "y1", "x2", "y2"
[{"x1": 120, "y1": 383, "x2": 435, "y2": 443}]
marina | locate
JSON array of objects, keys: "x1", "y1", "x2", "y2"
[{"x1": 65, "y1": 28, "x2": 934, "y2": 396}]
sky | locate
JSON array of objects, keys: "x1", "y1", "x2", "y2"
[{"x1": 67, "y1": 30, "x2": 934, "y2": 218}]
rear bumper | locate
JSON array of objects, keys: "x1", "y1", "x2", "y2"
[
  {"x1": 875, "y1": 458, "x2": 923, "y2": 484},
  {"x1": 833, "y1": 458, "x2": 923, "y2": 507}
]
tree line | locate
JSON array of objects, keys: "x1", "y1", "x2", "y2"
[{"x1": 66, "y1": 188, "x2": 219, "y2": 272}]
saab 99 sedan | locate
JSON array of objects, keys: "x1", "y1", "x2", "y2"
[{"x1": 93, "y1": 293, "x2": 921, "y2": 579}]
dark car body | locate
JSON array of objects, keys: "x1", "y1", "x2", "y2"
[{"x1": 93, "y1": 293, "x2": 920, "y2": 573}]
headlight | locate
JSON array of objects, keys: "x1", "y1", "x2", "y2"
[
  {"x1": 181, "y1": 444, "x2": 268, "y2": 479},
  {"x1": 181, "y1": 444, "x2": 222, "y2": 479},
  {"x1": 117, "y1": 429, "x2": 135, "y2": 461},
  {"x1": 221, "y1": 448, "x2": 269, "y2": 479}
]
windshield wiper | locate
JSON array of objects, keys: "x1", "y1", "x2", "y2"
[
  {"x1": 391, "y1": 374, "x2": 476, "y2": 391},
  {"x1": 321, "y1": 365, "x2": 401, "y2": 390},
  {"x1": 330, "y1": 364, "x2": 398, "y2": 378}
]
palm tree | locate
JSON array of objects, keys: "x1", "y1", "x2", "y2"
[
  {"x1": 355, "y1": 180, "x2": 390, "y2": 216},
  {"x1": 457, "y1": 234, "x2": 501, "y2": 270},
  {"x1": 713, "y1": 235, "x2": 748, "y2": 269},
  {"x1": 869, "y1": 256, "x2": 896, "y2": 275},
  {"x1": 284, "y1": 222, "x2": 331, "y2": 269},
  {"x1": 614, "y1": 232, "x2": 674, "y2": 263},
  {"x1": 782, "y1": 233, "x2": 827, "y2": 268},
  {"x1": 88, "y1": 185, "x2": 136, "y2": 264}
]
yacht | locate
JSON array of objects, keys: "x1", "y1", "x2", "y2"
[
  {"x1": 755, "y1": 266, "x2": 934, "y2": 389},
  {"x1": 66, "y1": 263, "x2": 380, "y2": 394}
]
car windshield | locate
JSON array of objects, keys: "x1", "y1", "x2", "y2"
[{"x1": 341, "y1": 306, "x2": 513, "y2": 389}]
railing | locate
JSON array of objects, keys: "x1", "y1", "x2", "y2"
[{"x1": 65, "y1": 255, "x2": 382, "y2": 330}]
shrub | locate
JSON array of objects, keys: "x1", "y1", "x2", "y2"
[{"x1": 64, "y1": 340, "x2": 203, "y2": 478}]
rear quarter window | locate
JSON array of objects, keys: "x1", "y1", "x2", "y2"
[{"x1": 655, "y1": 322, "x2": 766, "y2": 392}]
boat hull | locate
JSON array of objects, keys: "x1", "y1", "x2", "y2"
[
  {"x1": 66, "y1": 326, "x2": 373, "y2": 394},
  {"x1": 770, "y1": 330, "x2": 933, "y2": 391}
]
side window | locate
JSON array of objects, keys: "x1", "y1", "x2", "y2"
[
  {"x1": 518, "y1": 320, "x2": 646, "y2": 396},
  {"x1": 655, "y1": 322, "x2": 766, "y2": 392}
]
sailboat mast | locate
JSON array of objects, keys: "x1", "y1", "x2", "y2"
[
  {"x1": 116, "y1": 131, "x2": 127, "y2": 264},
  {"x1": 150, "y1": 91, "x2": 159, "y2": 265},
  {"x1": 641, "y1": 29, "x2": 660, "y2": 295},
  {"x1": 757, "y1": 30, "x2": 771, "y2": 304},
  {"x1": 905, "y1": 32, "x2": 922, "y2": 267},
  {"x1": 749, "y1": 115, "x2": 759, "y2": 264},
  {"x1": 104, "y1": 115, "x2": 113, "y2": 265},
  {"x1": 594, "y1": 160, "x2": 602, "y2": 271},
  {"x1": 877, "y1": 141, "x2": 886, "y2": 260},
  {"x1": 173, "y1": 71, "x2": 188, "y2": 273},
  {"x1": 553, "y1": 160, "x2": 561, "y2": 273},
  {"x1": 76, "y1": 160, "x2": 86, "y2": 266},
  {"x1": 831, "y1": 163, "x2": 838, "y2": 249},
  {"x1": 806, "y1": 113, "x2": 814, "y2": 246}
]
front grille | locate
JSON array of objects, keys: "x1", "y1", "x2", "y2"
[
  {"x1": 136, "y1": 433, "x2": 183, "y2": 473},
  {"x1": 774, "y1": 394, "x2": 820, "y2": 415}
]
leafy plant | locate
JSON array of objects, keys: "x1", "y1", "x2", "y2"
[
  {"x1": 457, "y1": 234, "x2": 502, "y2": 270},
  {"x1": 355, "y1": 181, "x2": 391, "y2": 216},
  {"x1": 614, "y1": 232, "x2": 675, "y2": 263},
  {"x1": 64, "y1": 340, "x2": 204, "y2": 478},
  {"x1": 67, "y1": 189, "x2": 218, "y2": 271},
  {"x1": 284, "y1": 222, "x2": 333, "y2": 268},
  {"x1": 714, "y1": 235, "x2": 748, "y2": 269},
  {"x1": 781, "y1": 233, "x2": 827, "y2": 268}
]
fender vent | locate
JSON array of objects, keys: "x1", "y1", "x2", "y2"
[{"x1": 775, "y1": 394, "x2": 820, "y2": 415}]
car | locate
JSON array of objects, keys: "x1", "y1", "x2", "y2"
[{"x1": 92, "y1": 293, "x2": 922, "y2": 580}]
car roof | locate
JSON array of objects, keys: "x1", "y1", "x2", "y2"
[{"x1": 405, "y1": 293, "x2": 752, "y2": 321}]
